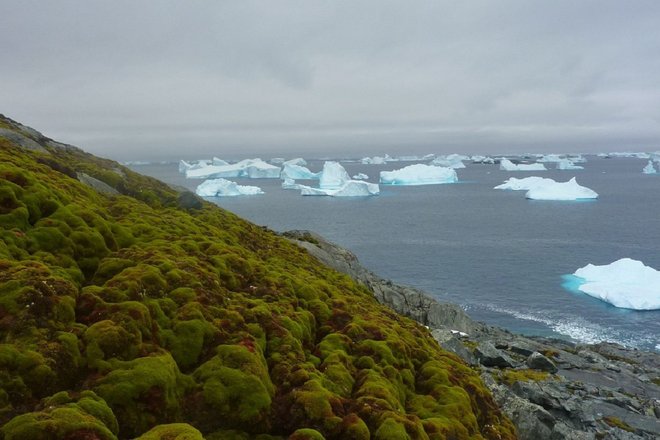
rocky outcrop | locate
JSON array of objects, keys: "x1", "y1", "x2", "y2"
[{"x1": 287, "y1": 230, "x2": 660, "y2": 440}]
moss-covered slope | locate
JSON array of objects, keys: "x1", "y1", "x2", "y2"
[{"x1": 0, "y1": 115, "x2": 516, "y2": 439}]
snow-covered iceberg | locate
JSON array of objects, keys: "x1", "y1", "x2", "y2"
[
  {"x1": 282, "y1": 178, "x2": 304, "y2": 190},
  {"x1": 500, "y1": 159, "x2": 547, "y2": 171},
  {"x1": 179, "y1": 160, "x2": 192, "y2": 173},
  {"x1": 196, "y1": 178, "x2": 264, "y2": 197},
  {"x1": 212, "y1": 157, "x2": 229, "y2": 166},
  {"x1": 185, "y1": 158, "x2": 281, "y2": 179},
  {"x1": 361, "y1": 155, "x2": 389, "y2": 165},
  {"x1": 283, "y1": 158, "x2": 307, "y2": 167},
  {"x1": 319, "y1": 161, "x2": 351, "y2": 189},
  {"x1": 556, "y1": 159, "x2": 584, "y2": 170},
  {"x1": 300, "y1": 180, "x2": 379, "y2": 197},
  {"x1": 525, "y1": 177, "x2": 598, "y2": 200},
  {"x1": 471, "y1": 155, "x2": 495, "y2": 164},
  {"x1": 430, "y1": 154, "x2": 466, "y2": 169},
  {"x1": 494, "y1": 176, "x2": 556, "y2": 191},
  {"x1": 380, "y1": 164, "x2": 458, "y2": 185},
  {"x1": 642, "y1": 160, "x2": 658, "y2": 174},
  {"x1": 569, "y1": 258, "x2": 660, "y2": 310},
  {"x1": 281, "y1": 163, "x2": 319, "y2": 180},
  {"x1": 538, "y1": 154, "x2": 564, "y2": 163},
  {"x1": 352, "y1": 173, "x2": 369, "y2": 180}
]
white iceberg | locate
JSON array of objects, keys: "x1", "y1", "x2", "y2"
[
  {"x1": 319, "y1": 161, "x2": 351, "y2": 189},
  {"x1": 494, "y1": 176, "x2": 556, "y2": 191},
  {"x1": 352, "y1": 173, "x2": 369, "y2": 180},
  {"x1": 571, "y1": 258, "x2": 660, "y2": 310},
  {"x1": 282, "y1": 178, "x2": 304, "y2": 190},
  {"x1": 642, "y1": 160, "x2": 658, "y2": 174},
  {"x1": 361, "y1": 155, "x2": 388, "y2": 165},
  {"x1": 380, "y1": 164, "x2": 458, "y2": 185},
  {"x1": 500, "y1": 159, "x2": 547, "y2": 171},
  {"x1": 299, "y1": 180, "x2": 380, "y2": 197},
  {"x1": 212, "y1": 157, "x2": 229, "y2": 166},
  {"x1": 556, "y1": 159, "x2": 584, "y2": 170},
  {"x1": 179, "y1": 160, "x2": 192, "y2": 173},
  {"x1": 185, "y1": 158, "x2": 281, "y2": 179},
  {"x1": 196, "y1": 178, "x2": 264, "y2": 197},
  {"x1": 395, "y1": 154, "x2": 435, "y2": 161},
  {"x1": 283, "y1": 157, "x2": 307, "y2": 167},
  {"x1": 538, "y1": 154, "x2": 565, "y2": 163},
  {"x1": 281, "y1": 163, "x2": 319, "y2": 180},
  {"x1": 525, "y1": 177, "x2": 598, "y2": 200},
  {"x1": 471, "y1": 155, "x2": 495, "y2": 164},
  {"x1": 430, "y1": 154, "x2": 466, "y2": 169},
  {"x1": 270, "y1": 157, "x2": 285, "y2": 165}
]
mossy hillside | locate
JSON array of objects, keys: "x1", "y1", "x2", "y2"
[{"x1": 0, "y1": 120, "x2": 516, "y2": 439}]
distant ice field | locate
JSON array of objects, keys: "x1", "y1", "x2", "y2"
[{"x1": 131, "y1": 157, "x2": 660, "y2": 351}]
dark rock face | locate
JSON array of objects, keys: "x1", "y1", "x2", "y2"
[
  {"x1": 527, "y1": 352, "x2": 558, "y2": 373},
  {"x1": 288, "y1": 230, "x2": 660, "y2": 440},
  {"x1": 476, "y1": 342, "x2": 517, "y2": 368}
]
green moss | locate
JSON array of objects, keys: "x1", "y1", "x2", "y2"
[
  {"x1": 289, "y1": 428, "x2": 326, "y2": 440},
  {"x1": 602, "y1": 416, "x2": 635, "y2": 432},
  {"x1": 93, "y1": 353, "x2": 193, "y2": 438},
  {"x1": 496, "y1": 369, "x2": 551, "y2": 386},
  {"x1": 136, "y1": 423, "x2": 204, "y2": 440},
  {"x1": 1, "y1": 391, "x2": 118, "y2": 440},
  {"x1": 0, "y1": 128, "x2": 516, "y2": 439}
]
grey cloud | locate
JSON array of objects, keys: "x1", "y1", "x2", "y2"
[{"x1": 1, "y1": 0, "x2": 659, "y2": 160}]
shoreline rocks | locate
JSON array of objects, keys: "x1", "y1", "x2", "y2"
[{"x1": 285, "y1": 230, "x2": 660, "y2": 440}]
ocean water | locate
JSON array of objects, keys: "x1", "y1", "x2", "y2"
[{"x1": 130, "y1": 157, "x2": 660, "y2": 351}]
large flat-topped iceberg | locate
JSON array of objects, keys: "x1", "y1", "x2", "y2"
[
  {"x1": 185, "y1": 158, "x2": 281, "y2": 179},
  {"x1": 500, "y1": 159, "x2": 547, "y2": 171},
  {"x1": 569, "y1": 258, "x2": 660, "y2": 310},
  {"x1": 494, "y1": 176, "x2": 556, "y2": 191},
  {"x1": 525, "y1": 177, "x2": 598, "y2": 200},
  {"x1": 380, "y1": 164, "x2": 458, "y2": 185},
  {"x1": 642, "y1": 161, "x2": 658, "y2": 174},
  {"x1": 300, "y1": 180, "x2": 380, "y2": 197},
  {"x1": 319, "y1": 161, "x2": 351, "y2": 189},
  {"x1": 196, "y1": 178, "x2": 264, "y2": 197}
]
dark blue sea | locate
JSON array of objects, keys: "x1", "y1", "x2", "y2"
[{"x1": 130, "y1": 157, "x2": 660, "y2": 351}]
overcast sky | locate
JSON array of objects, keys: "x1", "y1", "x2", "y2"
[{"x1": 2, "y1": 1, "x2": 660, "y2": 160}]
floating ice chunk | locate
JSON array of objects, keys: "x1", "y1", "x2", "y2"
[
  {"x1": 282, "y1": 178, "x2": 304, "y2": 190},
  {"x1": 319, "y1": 161, "x2": 351, "y2": 189},
  {"x1": 185, "y1": 158, "x2": 281, "y2": 179},
  {"x1": 270, "y1": 157, "x2": 285, "y2": 164},
  {"x1": 642, "y1": 160, "x2": 658, "y2": 174},
  {"x1": 212, "y1": 157, "x2": 229, "y2": 166},
  {"x1": 352, "y1": 173, "x2": 369, "y2": 180},
  {"x1": 500, "y1": 159, "x2": 547, "y2": 171},
  {"x1": 538, "y1": 154, "x2": 564, "y2": 163},
  {"x1": 494, "y1": 176, "x2": 556, "y2": 191},
  {"x1": 525, "y1": 177, "x2": 598, "y2": 200},
  {"x1": 283, "y1": 158, "x2": 307, "y2": 167},
  {"x1": 556, "y1": 159, "x2": 584, "y2": 170},
  {"x1": 196, "y1": 178, "x2": 264, "y2": 197},
  {"x1": 299, "y1": 180, "x2": 379, "y2": 197},
  {"x1": 380, "y1": 164, "x2": 458, "y2": 185},
  {"x1": 395, "y1": 154, "x2": 435, "y2": 161},
  {"x1": 361, "y1": 155, "x2": 387, "y2": 164},
  {"x1": 570, "y1": 258, "x2": 660, "y2": 310},
  {"x1": 281, "y1": 163, "x2": 319, "y2": 180},
  {"x1": 179, "y1": 160, "x2": 192, "y2": 173},
  {"x1": 471, "y1": 155, "x2": 495, "y2": 164},
  {"x1": 430, "y1": 154, "x2": 466, "y2": 169}
]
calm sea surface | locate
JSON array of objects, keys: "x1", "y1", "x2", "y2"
[{"x1": 130, "y1": 157, "x2": 660, "y2": 351}]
